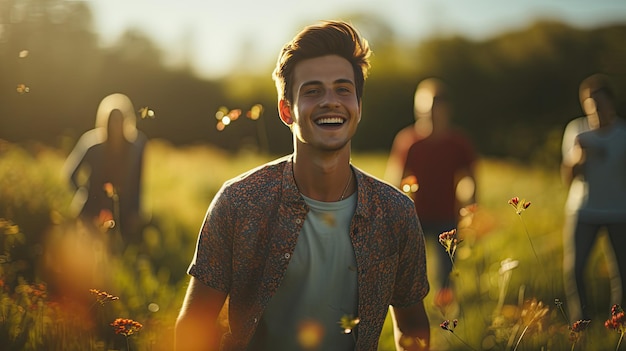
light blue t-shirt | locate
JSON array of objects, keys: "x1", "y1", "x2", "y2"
[
  {"x1": 248, "y1": 193, "x2": 358, "y2": 351},
  {"x1": 578, "y1": 119, "x2": 626, "y2": 222}
]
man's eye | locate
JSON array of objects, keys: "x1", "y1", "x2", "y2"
[
  {"x1": 303, "y1": 89, "x2": 320, "y2": 96},
  {"x1": 337, "y1": 87, "x2": 353, "y2": 95}
]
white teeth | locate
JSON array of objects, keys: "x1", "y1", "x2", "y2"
[{"x1": 316, "y1": 117, "x2": 344, "y2": 125}]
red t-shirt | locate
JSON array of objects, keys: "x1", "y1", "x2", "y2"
[{"x1": 404, "y1": 130, "x2": 476, "y2": 222}]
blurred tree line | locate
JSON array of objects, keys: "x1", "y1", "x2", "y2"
[{"x1": 1, "y1": 0, "x2": 625, "y2": 166}]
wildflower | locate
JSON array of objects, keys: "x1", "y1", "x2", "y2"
[
  {"x1": 569, "y1": 319, "x2": 591, "y2": 347},
  {"x1": 339, "y1": 314, "x2": 360, "y2": 334},
  {"x1": 606, "y1": 304, "x2": 626, "y2": 331},
  {"x1": 90, "y1": 288, "x2": 120, "y2": 305},
  {"x1": 111, "y1": 318, "x2": 143, "y2": 337},
  {"x1": 508, "y1": 196, "x2": 541, "y2": 268},
  {"x1": 572, "y1": 319, "x2": 591, "y2": 332},
  {"x1": 605, "y1": 304, "x2": 626, "y2": 350},
  {"x1": 440, "y1": 319, "x2": 458, "y2": 331},
  {"x1": 520, "y1": 299, "x2": 549, "y2": 327},
  {"x1": 438, "y1": 229, "x2": 462, "y2": 267},
  {"x1": 508, "y1": 196, "x2": 531, "y2": 215},
  {"x1": 439, "y1": 319, "x2": 477, "y2": 350},
  {"x1": 513, "y1": 299, "x2": 549, "y2": 351}
]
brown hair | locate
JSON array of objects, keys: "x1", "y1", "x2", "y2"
[
  {"x1": 272, "y1": 20, "x2": 371, "y2": 104},
  {"x1": 579, "y1": 73, "x2": 615, "y2": 105}
]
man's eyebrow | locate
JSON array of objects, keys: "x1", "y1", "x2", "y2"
[
  {"x1": 334, "y1": 78, "x2": 355, "y2": 86},
  {"x1": 301, "y1": 78, "x2": 355, "y2": 87}
]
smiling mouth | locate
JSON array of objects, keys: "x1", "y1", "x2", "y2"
[{"x1": 315, "y1": 117, "x2": 346, "y2": 126}]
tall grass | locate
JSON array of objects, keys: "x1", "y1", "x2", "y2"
[{"x1": 0, "y1": 139, "x2": 620, "y2": 350}]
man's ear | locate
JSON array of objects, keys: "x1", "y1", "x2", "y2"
[{"x1": 278, "y1": 99, "x2": 293, "y2": 125}]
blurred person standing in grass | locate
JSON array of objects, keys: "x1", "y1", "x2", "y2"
[
  {"x1": 560, "y1": 74, "x2": 605, "y2": 322},
  {"x1": 562, "y1": 73, "x2": 626, "y2": 322},
  {"x1": 385, "y1": 78, "x2": 477, "y2": 312},
  {"x1": 62, "y1": 93, "x2": 147, "y2": 247},
  {"x1": 176, "y1": 20, "x2": 430, "y2": 351}
]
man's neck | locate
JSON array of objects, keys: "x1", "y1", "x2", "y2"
[{"x1": 292, "y1": 148, "x2": 354, "y2": 202}]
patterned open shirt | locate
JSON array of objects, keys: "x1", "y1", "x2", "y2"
[{"x1": 189, "y1": 155, "x2": 429, "y2": 350}]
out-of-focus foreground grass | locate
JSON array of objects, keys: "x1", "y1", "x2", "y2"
[{"x1": 0, "y1": 139, "x2": 620, "y2": 350}]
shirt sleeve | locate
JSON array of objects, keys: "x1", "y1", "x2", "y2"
[
  {"x1": 188, "y1": 185, "x2": 233, "y2": 293},
  {"x1": 391, "y1": 202, "x2": 430, "y2": 307}
]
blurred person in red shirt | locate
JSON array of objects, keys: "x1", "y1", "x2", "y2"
[{"x1": 386, "y1": 78, "x2": 477, "y2": 310}]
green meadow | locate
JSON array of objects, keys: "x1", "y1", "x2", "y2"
[{"x1": 0, "y1": 139, "x2": 621, "y2": 350}]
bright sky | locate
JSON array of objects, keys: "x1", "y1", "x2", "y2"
[{"x1": 87, "y1": 0, "x2": 626, "y2": 80}]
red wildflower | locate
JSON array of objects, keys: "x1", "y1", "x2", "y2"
[
  {"x1": 508, "y1": 196, "x2": 531, "y2": 215},
  {"x1": 569, "y1": 319, "x2": 591, "y2": 342},
  {"x1": 438, "y1": 229, "x2": 463, "y2": 260},
  {"x1": 605, "y1": 304, "x2": 626, "y2": 332}
]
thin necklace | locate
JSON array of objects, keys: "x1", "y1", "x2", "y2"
[{"x1": 339, "y1": 170, "x2": 353, "y2": 201}]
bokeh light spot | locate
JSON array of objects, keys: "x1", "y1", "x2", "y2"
[{"x1": 148, "y1": 302, "x2": 160, "y2": 312}]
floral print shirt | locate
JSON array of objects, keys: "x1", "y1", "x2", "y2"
[{"x1": 188, "y1": 155, "x2": 429, "y2": 351}]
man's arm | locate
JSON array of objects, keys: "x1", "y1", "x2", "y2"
[
  {"x1": 175, "y1": 277, "x2": 228, "y2": 351},
  {"x1": 385, "y1": 128, "x2": 414, "y2": 188},
  {"x1": 391, "y1": 301, "x2": 430, "y2": 350},
  {"x1": 561, "y1": 136, "x2": 585, "y2": 187}
]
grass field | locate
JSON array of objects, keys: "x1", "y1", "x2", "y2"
[{"x1": 0, "y1": 139, "x2": 622, "y2": 350}]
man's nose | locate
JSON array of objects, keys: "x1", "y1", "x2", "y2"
[{"x1": 320, "y1": 90, "x2": 340, "y2": 107}]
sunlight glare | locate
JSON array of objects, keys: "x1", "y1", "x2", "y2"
[{"x1": 456, "y1": 176, "x2": 475, "y2": 203}]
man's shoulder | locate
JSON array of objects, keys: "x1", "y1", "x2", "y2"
[
  {"x1": 222, "y1": 156, "x2": 289, "y2": 192},
  {"x1": 355, "y1": 168, "x2": 413, "y2": 205},
  {"x1": 564, "y1": 116, "x2": 589, "y2": 133}
]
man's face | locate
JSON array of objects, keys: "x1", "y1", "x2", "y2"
[{"x1": 281, "y1": 54, "x2": 361, "y2": 152}]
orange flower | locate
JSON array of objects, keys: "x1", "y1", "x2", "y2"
[
  {"x1": 90, "y1": 288, "x2": 120, "y2": 305},
  {"x1": 111, "y1": 318, "x2": 143, "y2": 336}
]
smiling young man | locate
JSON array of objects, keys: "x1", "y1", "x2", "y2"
[{"x1": 175, "y1": 20, "x2": 430, "y2": 351}]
